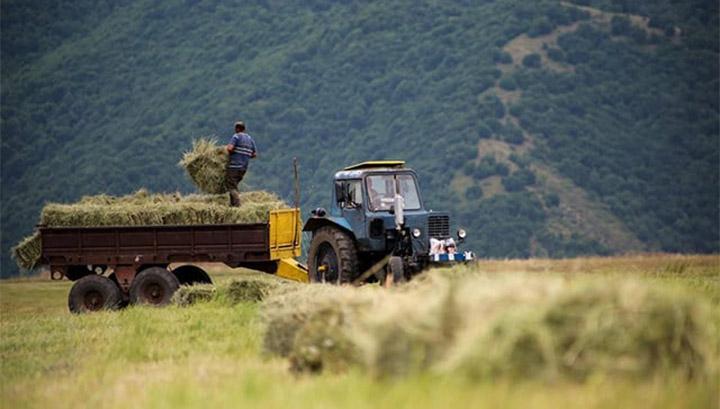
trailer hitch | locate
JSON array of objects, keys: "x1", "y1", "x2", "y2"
[{"x1": 352, "y1": 254, "x2": 392, "y2": 286}]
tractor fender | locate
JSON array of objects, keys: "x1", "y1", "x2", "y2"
[{"x1": 303, "y1": 216, "x2": 355, "y2": 238}]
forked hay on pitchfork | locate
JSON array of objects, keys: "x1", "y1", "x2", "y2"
[{"x1": 179, "y1": 137, "x2": 230, "y2": 194}]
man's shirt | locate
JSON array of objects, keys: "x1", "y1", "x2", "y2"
[{"x1": 228, "y1": 132, "x2": 257, "y2": 170}]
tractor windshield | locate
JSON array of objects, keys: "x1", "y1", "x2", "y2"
[{"x1": 366, "y1": 174, "x2": 421, "y2": 212}]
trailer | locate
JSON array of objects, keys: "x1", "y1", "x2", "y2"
[{"x1": 41, "y1": 208, "x2": 307, "y2": 313}]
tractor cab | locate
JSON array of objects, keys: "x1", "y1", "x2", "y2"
[{"x1": 303, "y1": 161, "x2": 473, "y2": 284}]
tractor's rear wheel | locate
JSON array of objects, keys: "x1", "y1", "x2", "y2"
[
  {"x1": 308, "y1": 227, "x2": 358, "y2": 284},
  {"x1": 129, "y1": 267, "x2": 180, "y2": 306},
  {"x1": 68, "y1": 275, "x2": 123, "y2": 314}
]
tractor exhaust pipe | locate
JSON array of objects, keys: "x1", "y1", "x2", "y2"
[
  {"x1": 394, "y1": 193, "x2": 404, "y2": 230},
  {"x1": 293, "y1": 157, "x2": 300, "y2": 209}
]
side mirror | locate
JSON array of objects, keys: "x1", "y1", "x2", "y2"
[{"x1": 335, "y1": 182, "x2": 346, "y2": 203}]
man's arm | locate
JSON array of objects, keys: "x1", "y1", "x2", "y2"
[
  {"x1": 250, "y1": 137, "x2": 257, "y2": 158},
  {"x1": 226, "y1": 134, "x2": 238, "y2": 153}
]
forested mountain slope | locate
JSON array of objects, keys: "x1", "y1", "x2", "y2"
[{"x1": 2, "y1": 0, "x2": 717, "y2": 276}]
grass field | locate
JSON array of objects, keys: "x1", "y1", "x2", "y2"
[{"x1": 1, "y1": 254, "x2": 718, "y2": 409}]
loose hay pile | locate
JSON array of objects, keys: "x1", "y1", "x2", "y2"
[
  {"x1": 179, "y1": 137, "x2": 230, "y2": 194},
  {"x1": 11, "y1": 189, "x2": 287, "y2": 271},
  {"x1": 260, "y1": 272, "x2": 715, "y2": 380},
  {"x1": 226, "y1": 278, "x2": 282, "y2": 303},
  {"x1": 260, "y1": 285, "x2": 383, "y2": 376},
  {"x1": 172, "y1": 284, "x2": 216, "y2": 306},
  {"x1": 172, "y1": 275, "x2": 297, "y2": 307},
  {"x1": 290, "y1": 306, "x2": 363, "y2": 373}
]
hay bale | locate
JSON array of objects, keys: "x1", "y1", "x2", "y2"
[
  {"x1": 172, "y1": 284, "x2": 216, "y2": 306},
  {"x1": 179, "y1": 138, "x2": 229, "y2": 194},
  {"x1": 11, "y1": 233, "x2": 41, "y2": 271}
]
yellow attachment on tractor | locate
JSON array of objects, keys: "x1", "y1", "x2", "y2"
[{"x1": 268, "y1": 208, "x2": 308, "y2": 283}]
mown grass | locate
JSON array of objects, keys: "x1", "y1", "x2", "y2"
[{"x1": 1, "y1": 255, "x2": 718, "y2": 409}]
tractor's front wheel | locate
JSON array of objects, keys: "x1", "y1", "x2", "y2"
[{"x1": 308, "y1": 226, "x2": 359, "y2": 284}]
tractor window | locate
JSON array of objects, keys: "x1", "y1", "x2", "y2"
[
  {"x1": 347, "y1": 180, "x2": 363, "y2": 207},
  {"x1": 367, "y1": 175, "x2": 393, "y2": 211},
  {"x1": 367, "y1": 174, "x2": 421, "y2": 211},
  {"x1": 398, "y1": 174, "x2": 421, "y2": 210}
]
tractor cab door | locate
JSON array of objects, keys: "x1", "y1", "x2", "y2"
[{"x1": 337, "y1": 179, "x2": 366, "y2": 239}]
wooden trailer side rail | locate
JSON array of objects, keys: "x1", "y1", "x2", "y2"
[{"x1": 41, "y1": 223, "x2": 271, "y2": 267}]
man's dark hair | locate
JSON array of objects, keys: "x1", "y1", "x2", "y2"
[{"x1": 234, "y1": 121, "x2": 245, "y2": 132}]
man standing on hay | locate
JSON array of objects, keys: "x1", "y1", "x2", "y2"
[{"x1": 225, "y1": 121, "x2": 257, "y2": 207}]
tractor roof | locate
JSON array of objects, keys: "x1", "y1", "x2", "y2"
[
  {"x1": 335, "y1": 161, "x2": 413, "y2": 179},
  {"x1": 343, "y1": 160, "x2": 405, "y2": 171}
]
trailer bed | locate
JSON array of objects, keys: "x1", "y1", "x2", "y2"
[
  {"x1": 41, "y1": 223, "x2": 271, "y2": 267},
  {"x1": 40, "y1": 208, "x2": 302, "y2": 280}
]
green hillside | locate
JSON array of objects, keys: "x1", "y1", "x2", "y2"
[{"x1": 1, "y1": 0, "x2": 718, "y2": 276}]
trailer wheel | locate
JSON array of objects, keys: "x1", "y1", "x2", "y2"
[
  {"x1": 68, "y1": 275, "x2": 123, "y2": 314},
  {"x1": 129, "y1": 267, "x2": 180, "y2": 307},
  {"x1": 308, "y1": 226, "x2": 358, "y2": 284}
]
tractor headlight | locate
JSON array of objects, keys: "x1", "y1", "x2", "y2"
[
  {"x1": 412, "y1": 228, "x2": 422, "y2": 238},
  {"x1": 457, "y1": 229, "x2": 467, "y2": 240}
]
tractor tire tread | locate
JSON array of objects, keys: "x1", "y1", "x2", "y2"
[{"x1": 308, "y1": 226, "x2": 359, "y2": 284}]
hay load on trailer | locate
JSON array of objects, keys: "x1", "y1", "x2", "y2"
[{"x1": 11, "y1": 189, "x2": 287, "y2": 271}]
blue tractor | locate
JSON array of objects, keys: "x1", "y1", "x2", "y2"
[{"x1": 303, "y1": 161, "x2": 473, "y2": 284}]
